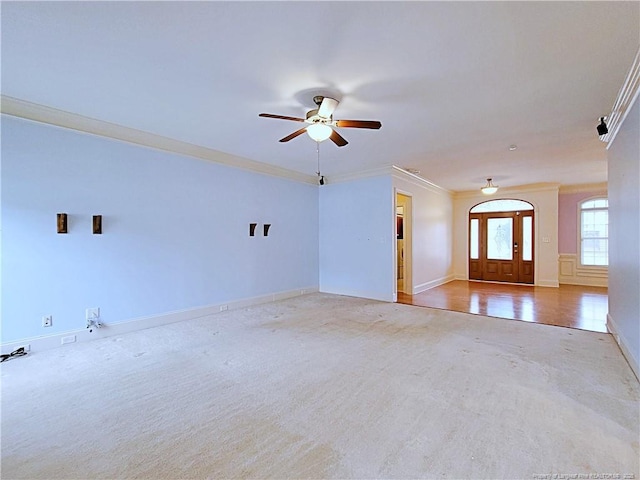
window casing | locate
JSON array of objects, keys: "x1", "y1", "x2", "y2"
[{"x1": 580, "y1": 198, "x2": 608, "y2": 267}]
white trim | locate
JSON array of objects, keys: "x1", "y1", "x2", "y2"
[
  {"x1": 456, "y1": 278, "x2": 558, "y2": 288},
  {"x1": 390, "y1": 166, "x2": 453, "y2": 195},
  {"x1": 327, "y1": 165, "x2": 394, "y2": 184},
  {"x1": 394, "y1": 189, "x2": 413, "y2": 295},
  {"x1": 0, "y1": 287, "x2": 318, "y2": 355},
  {"x1": 558, "y1": 183, "x2": 607, "y2": 194},
  {"x1": 319, "y1": 287, "x2": 394, "y2": 303},
  {"x1": 394, "y1": 189, "x2": 399, "y2": 299},
  {"x1": 0, "y1": 95, "x2": 318, "y2": 185},
  {"x1": 413, "y1": 274, "x2": 456, "y2": 294},
  {"x1": 327, "y1": 165, "x2": 453, "y2": 193},
  {"x1": 602, "y1": 46, "x2": 640, "y2": 149},
  {"x1": 607, "y1": 313, "x2": 640, "y2": 382},
  {"x1": 558, "y1": 254, "x2": 608, "y2": 287},
  {"x1": 454, "y1": 182, "x2": 560, "y2": 199}
]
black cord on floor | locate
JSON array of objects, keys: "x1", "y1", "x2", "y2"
[{"x1": 0, "y1": 347, "x2": 28, "y2": 363}]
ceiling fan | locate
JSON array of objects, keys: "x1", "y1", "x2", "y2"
[{"x1": 259, "y1": 96, "x2": 382, "y2": 147}]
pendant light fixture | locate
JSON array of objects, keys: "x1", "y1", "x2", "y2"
[{"x1": 481, "y1": 178, "x2": 498, "y2": 195}]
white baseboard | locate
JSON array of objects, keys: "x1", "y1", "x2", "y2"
[
  {"x1": 319, "y1": 286, "x2": 394, "y2": 303},
  {"x1": 413, "y1": 274, "x2": 455, "y2": 294},
  {"x1": 1, "y1": 287, "x2": 318, "y2": 355},
  {"x1": 607, "y1": 313, "x2": 639, "y2": 382},
  {"x1": 453, "y1": 274, "x2": 558, "y2": 287}
]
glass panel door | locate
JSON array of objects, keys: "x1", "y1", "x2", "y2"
[{"x1": 487, "y1": 217, "x2": 513, "y2": 260}]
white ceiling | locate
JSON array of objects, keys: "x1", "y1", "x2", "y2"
[{"x1": 2, "y1": 1, "x2": 638, "y2": 191}]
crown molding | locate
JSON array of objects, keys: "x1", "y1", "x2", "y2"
[
  {"x1": 391, "y1": 166, "x2": 453, "y2": 195},
  {"x1": 326, "y1": 164, "x2": 394, "y2": 184},
  {"x1": 453, "y1": 182, "x2": 560, "y2": 199},
  {"x1": 326, "y1": 164, "x2": 453, "y2": 195},
  {"x1": 601, "y1": 46, "x2": 640, "y2": 148},
  {"x1": 558, "y1": 182, "x2": 607, "y2": 194},
  {"x1": 0, "y1": 95, "x2": 318, "y2": 185}
]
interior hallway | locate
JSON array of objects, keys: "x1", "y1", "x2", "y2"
[{"x1": 397, "y1": 280, "x2": 608, "y2": 333}]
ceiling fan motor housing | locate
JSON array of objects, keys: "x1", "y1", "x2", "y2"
[{"x1": 306, "y1": 109, "x2": 330, "y2": 123}]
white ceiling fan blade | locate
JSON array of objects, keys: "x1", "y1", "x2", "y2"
[{"x1": 318, "y1": 97, "x2": 339, "y2": 119}]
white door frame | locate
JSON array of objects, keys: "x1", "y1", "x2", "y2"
[{"x1": 394, "y1": 189, "x2": 413, "y2": 297}]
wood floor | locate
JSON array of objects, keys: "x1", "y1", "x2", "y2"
[{"x1": 397, "y1": 280, "x2": 608, "y2": 333}]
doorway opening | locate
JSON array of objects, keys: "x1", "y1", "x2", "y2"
[
  {"x1": 396, "y1": 192, "x2": 412, "y2": 294},
  {"x1": 469, "y1": 199, "x2": 534, "y2": 284}
]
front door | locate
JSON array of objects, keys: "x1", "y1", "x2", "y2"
[{"x1": 469, "y1": 210, "x2": 534, "y2": 284}]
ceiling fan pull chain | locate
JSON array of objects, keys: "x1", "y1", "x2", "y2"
[{"x1": 316, "y1": 141, "x2": 325, "y2": 185}]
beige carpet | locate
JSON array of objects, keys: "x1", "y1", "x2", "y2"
[{"x1": 1, "y1": 293, "x2": 638, "y2": 479}]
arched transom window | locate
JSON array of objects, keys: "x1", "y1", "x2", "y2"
[{"x1": 470, "y1": 199, "x2": 534, "y2": 213}]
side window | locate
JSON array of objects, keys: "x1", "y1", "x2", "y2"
[{"x1": 580, "y1": 198, "x2": 608, "y2": 266}]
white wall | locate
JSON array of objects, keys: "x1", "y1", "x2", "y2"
[
  {"x1": 319, "y1": 174, "x2": 394, "y2": 302},
  {"x1": 453, "y1": 184, "x2": 559, "y2": 287},
  {"x1": 392, "y1": 169, "x2": 454, "y2": 293},
  {"x1": 1, "y1": 116, "x2": 319, "y2": 344},
  {"x1": 606, "y1": 97, "x2": 640, "y2": 378}
]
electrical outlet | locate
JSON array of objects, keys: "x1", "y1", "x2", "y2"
[
  {"x1": 219, "y1": 305, "x2": 228, "y2": 312},
  {"x1": 85, "y1": 307, "x2": 100, "y2": 321},
  {"x1": 61, "y1": 335, "x2": 76, "y2": 345},
  {"x1": 42, "y1": 315, "x2": 53, "y2": 327}
]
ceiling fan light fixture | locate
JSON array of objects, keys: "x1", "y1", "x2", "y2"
[
  {"x1": 481, "y1": 178, "x2": 499, "y2": 195},
  {"x1": 307, "y1": 123, "x2": 333, "y2": 142},
  {"x1": 259, "y1": 95, "x2": 380, "y2": 147}
]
